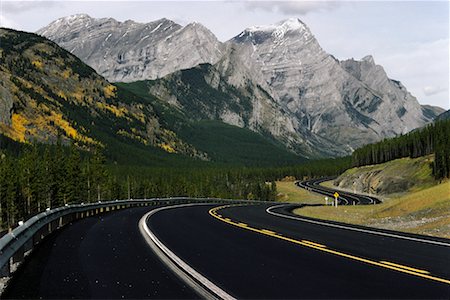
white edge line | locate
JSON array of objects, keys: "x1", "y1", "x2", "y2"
[
  {"x1": 139, "y1": 203, "x2": 235, "y2": 300},
  {"x1": 266, "y1": 204, "x2": 450, "y2": 247}
]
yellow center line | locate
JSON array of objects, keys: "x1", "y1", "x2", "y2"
[
  {"x1": 302, "y1": 240, "x2": 327, "y2": 248},
  {"x1": 261, "y1": 229, "x2": 276, "y2": 235},
  {"x1": 208, "y1": 205, "x2": 450, "y2": 285},
  {"x1": 237, "y1": 223, "x2": 248, "y2": 227},
  {"x1": 380, "y1": 261, "x2": 430, "y2": 274}
]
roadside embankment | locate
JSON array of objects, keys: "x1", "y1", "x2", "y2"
[
  {"x1": 276, "y1": 180, "x2": 324, "y2": 205},
  {"x1": 333, "y1": 155, "x2": 436, "y2": 195},
  {"x1": 293, "y1": 155, "x2": 450, "y2": 238}
]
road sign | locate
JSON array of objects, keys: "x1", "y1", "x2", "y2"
[
  {"x1": 334, "y1": 192, "x2": 339, "y2": 207},
  {"x1": 334, "y1": 192, "x2": 339, "y2": 198}
]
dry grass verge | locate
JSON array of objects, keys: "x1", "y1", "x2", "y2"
[
  {"x1": 294, "y1": 181, "x2": 450, "y2": 239},
  {"x1": 276, "y1": 181, "x2": 326, "y2": 205}
]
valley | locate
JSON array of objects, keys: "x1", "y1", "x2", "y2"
[{"x1": 0, "y1": 6, "x2": 449, "y2": 299}]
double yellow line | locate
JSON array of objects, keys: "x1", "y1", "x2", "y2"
[{"x1": 209, "y1": 205, "x2": 450, "y2": 285}]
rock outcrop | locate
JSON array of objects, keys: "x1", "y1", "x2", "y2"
[{"x1": 37, "y1": 14, "x2": 224, "y2": 82}]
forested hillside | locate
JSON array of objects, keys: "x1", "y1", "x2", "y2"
[
  {"x1": 0, "y1": 133, "x2": 350, "y2": 230},
  {"x1": 352, "y1": 119, "x2": 450, "y2": 179}
]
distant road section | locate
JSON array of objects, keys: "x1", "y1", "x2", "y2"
[{"x1": 297, "y1": 177, "x2": 382, "y2": 205}]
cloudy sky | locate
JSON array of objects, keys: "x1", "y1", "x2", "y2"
[{"x1": 1, "y1": 1, "x2": 449, "y2": 109}]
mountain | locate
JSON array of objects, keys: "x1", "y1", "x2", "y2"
[
  {"x1": 435, "y1": 109, "x2": 450, "y2": 121},
  {"x1": 421, "y1": 105, "x2": 446, "y2": 120},
  {"x1": 0, "y1": 28, "x2": 302, "y2": 166},
  {"x1": 123, "y1": 61, "x2": 346, "y2": 158},
  {"x1": 229, "y1": 19, "x2": 439, "y2": 150},
  {"x1": 38, "y1": 16, "x2": 443, "y2": 156},
  {"x1": 0, "y1": 28, "x2": 205, "y2": 161},
  {"x1": 36, "y1": 14, "x2": 224, "y2": 82}
]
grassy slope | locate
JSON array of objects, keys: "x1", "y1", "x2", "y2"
[
  {"x1": 295, "y1": 181, "x2": 450, "y2": 238},
  {"x1": 334, "y1": 155, "x2": 436, "y2": 195},
  {"x1": 294, "y1": 156, "x2": 450, "y2": 238},
  {"x1": 276, "y1": 181, "x2": 324, "y2": 205}
]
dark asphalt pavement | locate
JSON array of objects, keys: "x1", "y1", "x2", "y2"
[
  {"x1": 147, "y1": 204, "x2": 450, "y2": 299},
  {"x1": 297, "y1": 178, "x2": 381, "y2": 205},
  {"x1": 3, "y1": 206, "x2": 197, "y2": 299},
  {"x1": 4, "y1": 197, "x2": 450, "y2": 299}
]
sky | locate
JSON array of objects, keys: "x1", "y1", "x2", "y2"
[{"x1": 1, "y1": 1, "x2": 449, "y2": 109}]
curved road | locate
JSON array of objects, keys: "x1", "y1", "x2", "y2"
[
  {"x1": 297, "y1": 177, "x2": 382, "y2": 205},
  {"x1": 146, "y1": 203, "x2": 450, "y2": 299},
  {"x1": 3, "y1": 206, "x2": 197, "y2": 299},
  {"x1": 4, "y1": 190, "x2": 450, "y2": 298}
]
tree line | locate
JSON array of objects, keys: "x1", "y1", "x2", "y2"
[
  {"x1": 352, "y1": 119, "x2": 450, "y2": 179},
  {"x1": 0, "y1": 141, "x2": 108, "y2": 230},
  {"x1": 0, "y1": 135, "x2": 351, "y2": 231},
  {"x1": 0, "y1": 140, "x2": 278, "y2": 231}
]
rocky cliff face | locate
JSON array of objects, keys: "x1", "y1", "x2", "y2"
[
  {"x1": 333, "y1": 155, "x2": 436, "y2": 195},
  {"x1": 228, "y1": 19, "x2": 437, "y2": 151},
  {"x1": 37, "y1": 14, "x2": 224, "y2": 82},
  {"x1": 435, "y1": 109, "x2": 450, "y2": 121},
  {"x1": 145, "y1": 45, "x2": 347, "y2": 158},
  {"x1": 37, "y1": 16, "x2": 443, "y2": 156}
]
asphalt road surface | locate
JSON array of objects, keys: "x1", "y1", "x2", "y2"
[
  {"x1": 297, "y1": 177, "x2": 382, "y2": 205},
  {"x1": 4, "y1": 188, "x2": 450, "y2": 298},
  {"x1": 146, "y1": 203, "x2": 450, "y2": 299},
  {"x1": 3, "y1": 206, "x2": 197, "y2": 299}
]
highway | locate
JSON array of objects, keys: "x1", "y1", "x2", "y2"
[
  {"x1": 297, "y1": 177, "x2": 382, "y2": 205},
  {"x1": 146, "y1": 203, "x2": 450, "y2": 299},
  {"x1": 4, "y1": 183, "x2": 450, "y2": 298},
  {"x1": 3, "y1": 206, "x2": 197, "y2": 299}
]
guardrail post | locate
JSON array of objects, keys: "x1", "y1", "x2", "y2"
[
  {"x1": 12, "y1": 246, "x2": 24, "y2": 264},
  {"x1": 23, "y1": 237, "x2": 33, "y2": 253},
  {"x1": 32, "y1": 231, "x2": 39, "y2": 246},
  {"x1": 0, "y1": 259, "x2": 10, "y2": 277}
]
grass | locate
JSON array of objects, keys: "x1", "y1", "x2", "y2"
[
  {"x1": 294, "y1": 180, "x2": 450, "y2": 238},
  {"x1": 320, "y1": 180, "x2": 335, "y2": 189},
  {"x1": 334, "y1": 155, "x2": 436, "y2": 195},
  {"x1": 276, "y1": 181, "x2": 325, "y2": 205}
]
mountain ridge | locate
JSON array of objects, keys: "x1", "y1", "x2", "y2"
[
  {"x1": 37, "y1": 14, "x2": 224, "y2": 82},
  {"x1": 1, "y1": 28, "x2": 303, "y2": 166},
  {"x1": 34, "y1": 16, "x2": 445, "y2": 156}
]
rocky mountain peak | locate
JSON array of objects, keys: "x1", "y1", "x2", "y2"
[
  {"x1": 37, "y1": 15, "x2": 223, "y2": 82},
  {"x1": 38, "y1": 13, "x2": 94, "y2": 37},
  {"x1": 182, "y1": 21, "x2": 217, "y2": 37},
  {"x1": 61, "y1": 13, "x2": 92, "y2": 22},
  {"x1": 362, "y1": 55, "x2": 375, "y2": 65},
  {"x1": 36, "y1": 16, "x2": 443, "y2": 156},
  {"x1": 247, "y1": 18, "x2": 309, "y2": 34},
  {"x1": 233, "y1": 18, "x2": 313, "y2": 45}
]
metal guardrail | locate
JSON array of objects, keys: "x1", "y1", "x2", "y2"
[{"x1": 0, "y1": 197, "x2": 268, "y2": 280}]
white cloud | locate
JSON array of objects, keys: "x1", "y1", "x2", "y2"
[
  {"x1": 423, "y1": 86, "x2": 448, "y2": 96},
  {"x1": 2, "y1": 1, "x2": 61, "y2": 14},
  {"x1": 375, "y1": 38, "x2": 449, "y2": 109},
  {"x1": 244, "y1": 1, "x2": 340, "y2": 15},
  {"x1": 0, "y1": 13, "x2": 20, "y2": 29}
]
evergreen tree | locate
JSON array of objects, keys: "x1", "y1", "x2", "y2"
[{"x1": 65, "y1": 143, "x2": 83, "y2": 204}]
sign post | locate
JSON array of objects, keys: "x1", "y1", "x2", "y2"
[
  {"x1": 325, "y1": 197, "x2": 328, "y2": 206},
  {"x1": 334, "y1": 192, "x2": 339, "y2": 207}
]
